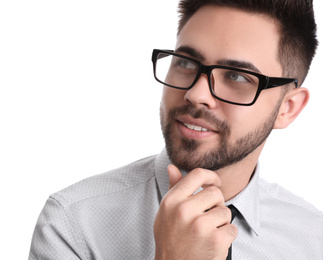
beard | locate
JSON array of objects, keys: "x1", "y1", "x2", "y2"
[{"x1": 160, "y1": 103, "x2": 281, "y2": 172}]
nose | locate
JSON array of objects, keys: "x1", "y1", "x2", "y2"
[{"x1": 184, "y1": 74, "x2": 218, "y2": 109}]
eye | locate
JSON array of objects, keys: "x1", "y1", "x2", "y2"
[
  {"x1": 225, "y1": 71, "x2": 250, "y2": 83},
  {"x1": 176, "y1": 59, "x2": 197, "y2": 70}
]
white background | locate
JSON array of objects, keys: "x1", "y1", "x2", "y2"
[{"x1": 1, "y1": 0, "x2": 322, "y2": 258}]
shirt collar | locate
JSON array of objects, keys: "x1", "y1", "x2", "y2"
[
  {"x1": 226, "y1": 165, "x2": 260, "y2": 236},
  {"x1": 155, "y1": 148, "x2": 260, "y2": 235},
  {"x1": 155, "y1": 148, "x2": 172, "y2": 199}
]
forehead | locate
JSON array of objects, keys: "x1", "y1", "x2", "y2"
[{"x1": 176, "y1": 5, "x2": 282, "y2": 76}]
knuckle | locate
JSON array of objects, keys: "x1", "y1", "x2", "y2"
[
  {"x1": 192, "y1": 216, "x2": 208, "y2": 234},
  {"x1": 212, "y1": 224, "x2": 238, "y2": 245},
  {"x1": 210, "y1": 186, "x2": 222, "y2": 198},
  {"x1": 217, "y1": 205, "x2": 231, "y2": 220},
  {"x1": 205, "y1": 185, "x2": 218, "y2": 193},
  {"x1": 191, "y1": 167, "x2": 205, "y2": 177},
  {"x1": 205, "y1": 186, "x2": 224, "y2": 204},
  {"x1": 211, "y1": 230, "x2": 223, "y2": 246},
  {"x1": 175, "y1": 202, "x2": 191, "y2": 222},
  {"x1": 197, "y1": 186, "x2": 217, "y2": 203},
  {"x1": 228, "y1": 224, "x2": 239, "y2": 238},
  {"x1": 160, "y1": 196, "x2": 173, "y2": 212}
]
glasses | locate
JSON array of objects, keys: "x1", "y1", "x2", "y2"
[{"x1": 152, "y1": 49, "x2": 298, "y2": 106}]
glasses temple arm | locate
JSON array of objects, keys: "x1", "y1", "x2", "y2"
[{"x1": 266, "y1": 77, "x2": 299, "y2": 89}]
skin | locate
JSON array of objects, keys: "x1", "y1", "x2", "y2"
[{"x1": 154, "y1": 5, "x2": 309, "y2": 260}]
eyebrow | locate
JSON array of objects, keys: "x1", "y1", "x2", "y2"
[
  {"x1": 217, "y1": 59, "x2": 262, "y2": 74},
  {"x1": 175, "y1": 45, "x2": 262, "y2": 74},
  {"x1": 175, "y1": 46, "x2": 206, "y2": 61}
]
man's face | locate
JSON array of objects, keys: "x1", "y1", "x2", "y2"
[{"x1": 160, "y1": 5, "x2": 284, "y2": 172}]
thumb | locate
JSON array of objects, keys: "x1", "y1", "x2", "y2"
[{"x1": 167, "y1": 164, "x2": 183, "y2": 190}]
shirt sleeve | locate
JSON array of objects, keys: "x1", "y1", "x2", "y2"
[{"x1": 28, "y1": 197, "x2": 87, "y2": 260}]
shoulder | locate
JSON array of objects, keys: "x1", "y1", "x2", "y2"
[
  {"x1": 259, "y1": 178, "x2": 323, "y2": 223},
  {"x1": 50, "y1": 154, "x2": 158, "y2": 208},
  {"x1": 30, "y1": 154, "x2": 160, "y2": 259},
  {"x1": 258, "y1": 178, "x2": 323, "y2": 256}
]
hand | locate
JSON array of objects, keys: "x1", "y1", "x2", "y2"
[{"x1": 154, "y1": 165, "x2": 238, "y2": 260}]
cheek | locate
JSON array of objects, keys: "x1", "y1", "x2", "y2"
[
  {"x1": 161, "y1": 87, "x2": 186, "y2": 111},
  {"x1": 224, "y1": 106, "x2": 254, "y2": 140},
  {"x1": 223, "y1": 89, "x2": 282, "y2": 139}
]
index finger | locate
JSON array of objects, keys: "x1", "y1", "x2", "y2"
[{"x1": 169, "y1": 167, "x2": 222, "y2": 201}]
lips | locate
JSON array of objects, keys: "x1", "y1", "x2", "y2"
[
  {"x1": 182, "y1": 123, "x2": 210, "y2": 132},
  {"x1": 165, "y1": 105, "x2": 226, "y2": 141},
  {"x1": 175, "y1": 115, "x2": 220, "y2": 140},
  {"x1": 177, "y1": 115, "x2": 218, "y2": 133}
]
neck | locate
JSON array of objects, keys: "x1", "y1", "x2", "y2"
[{"x1": 216, "y1": 144, "x2": 263, "y2": 201}]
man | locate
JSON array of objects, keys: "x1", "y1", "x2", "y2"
[{"x1": 29, "y1": 0, "x2": 322, "y2": 259}]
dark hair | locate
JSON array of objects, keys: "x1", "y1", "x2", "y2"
[{"x1": 178, "y1": 0, "x2": 318, "y2": 86}]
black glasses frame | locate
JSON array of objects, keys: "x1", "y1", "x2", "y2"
[{"x1": 152, "y1": 49, "x2": 298, "y2": 106}]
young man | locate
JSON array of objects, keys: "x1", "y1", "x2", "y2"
[{"x1": 29, "y1": 0, "x2": 322, "y2": 259}]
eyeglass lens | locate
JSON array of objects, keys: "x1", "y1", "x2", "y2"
[{"x1": 155, "y1": 53, "x2": 260, "y2": 105}]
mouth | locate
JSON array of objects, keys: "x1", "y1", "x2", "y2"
[
  {"x1": 175, "y1": 117, "x2": 219, "y2": 141},
  {"x1": 177, "y1": 115, "x2": 218, "y2": 133},
  {"x1": 182, "y1": 122, "x2": 211, "y2": 132}
]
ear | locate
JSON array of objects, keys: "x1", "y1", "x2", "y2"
[{"x1": 274, "y1": 87, "x2": 310, "y2": 129}]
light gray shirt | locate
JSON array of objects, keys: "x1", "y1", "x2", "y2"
[{"x1": 29, "y1": 149, "x2": 323, "y2": 259}]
